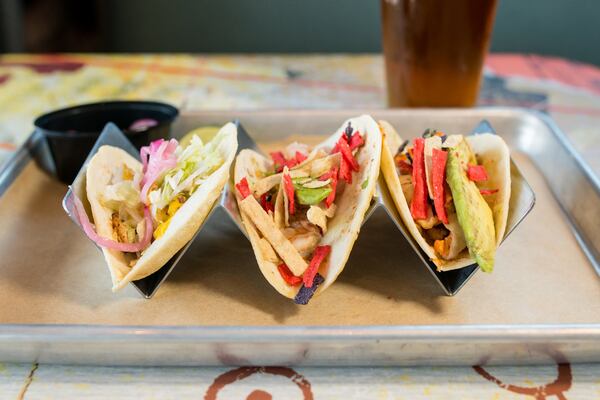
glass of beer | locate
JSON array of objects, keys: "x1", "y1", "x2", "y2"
[{"x1": 381, "y1": 0, "x2": 498, "y2": 107}]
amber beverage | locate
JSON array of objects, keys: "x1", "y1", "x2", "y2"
[{"x1": 381, "y1": 0, "x2": 498, "y2": 107}]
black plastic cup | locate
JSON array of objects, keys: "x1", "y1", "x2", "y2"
[{"x1": 33, "y1": 100, "x2": 179, "y2": 184}]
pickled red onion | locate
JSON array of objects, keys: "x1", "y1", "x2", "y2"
[
  {"x1": 73, "y1": 195, "x2": 153, "y2": 253},
  {"x1": 139, "y1": 139, "x2": 178, "y2": 204}
]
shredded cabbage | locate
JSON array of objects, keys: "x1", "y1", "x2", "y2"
[{"x1": 148, "y1": 131, "x2": 225, "y2": 215}]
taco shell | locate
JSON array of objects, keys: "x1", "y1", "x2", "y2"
[
  {"x1": 379, "y1": 120, "x2": 510, "y2": 271},
  {"x1": 234, "y1": 115, "x2": 382, "y2": 299}
]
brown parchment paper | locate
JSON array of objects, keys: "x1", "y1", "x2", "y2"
[{"x1": 0, "y1": 149, "x2": 599, "y2": 326}]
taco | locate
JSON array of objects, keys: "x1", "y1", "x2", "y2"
[
  {"x1": 233, "y1": 115, "x2": 382, "y2": 304},
  {"x1": 379, "y1": 120, "x2": 510, "y2": 272},
  {"x1": 73, "y1": 123, "x2": 238, "y2": 290}
]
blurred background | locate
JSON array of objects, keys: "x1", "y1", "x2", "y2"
[{"x1": 1, "y1": 0, "x2": 599, "y2": 66}]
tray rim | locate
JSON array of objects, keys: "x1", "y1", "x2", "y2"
[
  {"x1": 0, "y1": 107, "x2": 599, "y2": 341},
  {"x1": 0, "y1": 323, "x2": 599, "y2": 342}
]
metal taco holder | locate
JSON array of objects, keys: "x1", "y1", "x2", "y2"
[
  {"x1": 365, "y1": 119, "x2": 535, "y2": 295},
  {"x1": 62, "y1": 118, "x2": 532, "y2": 298}
]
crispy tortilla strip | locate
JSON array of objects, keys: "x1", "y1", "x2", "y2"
[
  {"x1": 442, "y1": 134, "x2": 463, "y2": 149},
  {"x1": 424, "y1": 136, "x2": 442, "y2": 199},
  {"x1": 258, "y1": 238, "x2": 279, "y2": 263},
  {"x1": 274, "y1": 182, "x2": 285, "y2": 229},
  {"x1": 303, "y1": 178, "x2": 330, "y2": 188},
  {"x1": 307, "y1": 205, "x2": 328, "y2": 233},
  {"x1": 253, "y1": 169, "x2": 309, "y2": 196},
  {"x1": 282, "y1": 167, "x2": 290, "y2": 227},
  {"x1": 309, "y1": 153, "x2": 340, "y2": 177},
  {"x1": 239, "y1": 195, "x2": 308, "y2": 276}
]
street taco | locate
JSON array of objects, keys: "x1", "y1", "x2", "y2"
[
  {"x1": 74, "y1": 123, "x2": 238, "y2": 290},
  {"x1": 379, "y1": 120, "x2": 510, "y2": 272},
  {"x1": 234, "y1": 115, "x2": 382, "y2": 304}
]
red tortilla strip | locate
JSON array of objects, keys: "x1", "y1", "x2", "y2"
[
  {"x1": 235, "y1": 177, "x2": 251, "y2": 199},
  {"x1": 467, "y1": 164, "x2": 488, "y2": 182},
  {"x1": 278, "y1": 263, "x2": 302, "y2": 286},
  {"x1": 270, "y1": 151, "x2": 287, "y2": 173},
  {"x1": 303, "y1": 245, "x2": 331, "y2": 288},
  {"x1": 431, "y1": 148, "x2": 448, "y2": 224},
  {"x1": 349, "y1": 131, "x2": 364, "y2": 150},
  {"x1": 283, "y1": 171, "x2": 295, "y2": 215},
  {"x1": 410, "y1": 138, "x2": 428, "y2": 220}
]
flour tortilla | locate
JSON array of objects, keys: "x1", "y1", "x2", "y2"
[
  {"x1": 379, "y1": 120, "x2": 511, "y2": 271},
  {"x1": 86, "y1": 123, "x2": 238, "y2": 290},
  {"x1": 234, "y1": 115, "x2": 382, "y2": 298}
]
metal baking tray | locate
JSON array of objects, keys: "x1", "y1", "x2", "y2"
[{"x1": 0, "y1": 108, "x2": 598, "y2": 366}]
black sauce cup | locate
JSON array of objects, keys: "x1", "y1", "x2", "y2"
[{"x1": 33, "y1": 100, "x2": 179, "y2": 184}]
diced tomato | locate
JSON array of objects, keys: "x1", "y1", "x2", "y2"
[
  {"x1": 270, "y1": 151, "x2": 287, "y2": 173},
  {"x1": 235, "y1": 177, "x2": 251, "y2": 199},
  {"x1": 349, "y1": 131, "x2": 364, "y2": 150},
  {"x1": 295, "y1": 151, "x2": 307, "y2": 164},
  {"x1": 480, "y1": 188, "x2": 499, "y2": 195},
  {"x1": 410, "y1": 138, "x2": 428, "y2": 220},
  {"x1": 283, "y1": 172, "x2": 295, "y2": 214},
  {"x1": 467, "y1": 164, "x2": 488, "y2": 182},
  {"x1": 303, "y1": 245, "x2": 331, "y2": 288},
  {"x1": 260, "y1": 193, "x2": 274, "y2": 212},
  {"x1": 278, "y1": 263, "x2": 302, "y2": 286},
  {"x1": 431, "y1": 148, "x2": 448, "y2": 224}
]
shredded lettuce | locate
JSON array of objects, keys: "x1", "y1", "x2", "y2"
[{"x1": 148, "y1": 131, "x2": 225, "y2": 213}]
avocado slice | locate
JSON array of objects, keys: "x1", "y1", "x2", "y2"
[{"x1": 446, "y1": 139, "x2": 496, "y2": 272}]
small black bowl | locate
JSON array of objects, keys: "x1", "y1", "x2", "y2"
[{"x1": 33, "y1": 100, "x2": 179, "y2": 184}]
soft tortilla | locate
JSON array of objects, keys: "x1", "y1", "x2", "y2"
[
  {"x1": 234, "y1": 115, "x2": 382, "y2": 299},
  {"x1": 379, "y1": 120, "x2": 511, "y2": 271},
  {"x1": 86, "y1": 123, "x2": 238, "y2": 290}
]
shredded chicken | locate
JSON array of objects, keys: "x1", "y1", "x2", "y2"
[
  {"x1": 433, "y1": 212, "x2": 467, "y2": 260},
  {"x1": 283, "y1": 222, "x2": 322, "y2": 258},
  {"x1": 399, "y1": 175, "x2": 413, "y2": 204},
  {"x1": 111, "y1": 213, "x2": 131, "y2": 243},
  {"x1": 416, "y1": 206, "x2": 439, "y2": 229}
]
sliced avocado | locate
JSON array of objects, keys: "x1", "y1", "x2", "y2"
[{"x1": 446, "y1": 139, "x2": 496, "y2": 272}]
